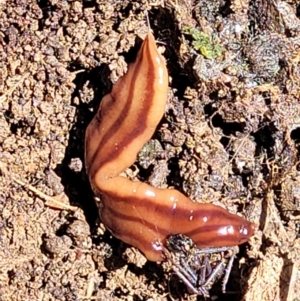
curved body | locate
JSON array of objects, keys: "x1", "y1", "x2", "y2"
[{"x1": 85, "y1": 32, "x2": 254, "y2": 262}]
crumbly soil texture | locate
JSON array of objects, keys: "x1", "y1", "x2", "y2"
[{"x1": 1, "y1": 0, "x2": 300, "y2": 300}]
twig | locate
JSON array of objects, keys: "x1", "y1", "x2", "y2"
[
  {"x1": 0, "y1": 72, "x2": 30, "y2": 104},
  {"x1": 13, "y1": 178, "x2": 77, "y2": 211},
  {"x1": 1, "y1": 158, "x2": 77, "y2": 212}
]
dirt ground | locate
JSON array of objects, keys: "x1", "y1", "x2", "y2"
[{"x1": 1, "y1": 0, "x2": 300, "y2": 300}]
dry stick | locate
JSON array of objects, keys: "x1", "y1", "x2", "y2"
[
  {"x1": 13, "y1": 178, "x2": 77, "y2": 211},
  {"x1": 0, "y1": 72, "x2": 30, "y2": 104},
  {"x1": 290, "y1": 215, "x2": 300, "y2": 220},
  {"x1": 1, "y1": 159, "x2": 77, "y2": 211}
]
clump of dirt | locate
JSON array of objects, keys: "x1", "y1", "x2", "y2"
[{"x1": 0, "y1": 0, "x2": 300, "y2": 300}]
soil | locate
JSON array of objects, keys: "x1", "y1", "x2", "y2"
[{"x1": 1, "y1": 0, "x2": 300, "y2": 300}]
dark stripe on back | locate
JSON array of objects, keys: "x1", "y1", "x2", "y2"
[
  {"x1": 106, "y1": 205, "x2": 171, "y2": 237},
  {"x1": 91, "y1": 39, "x2": 157, "y2": 172},
  {"x1": 106, "y1": 189, "x2": 228, "y2": 228}
]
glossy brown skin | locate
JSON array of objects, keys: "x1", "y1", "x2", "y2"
[{"x1": 85, "y1": 32, "x2": 255, "y2": 262}]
